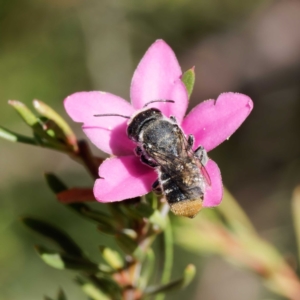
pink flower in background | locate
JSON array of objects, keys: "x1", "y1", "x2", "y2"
[{"x1": 64, "y1": 40, "x2": 253, "y2": 207}]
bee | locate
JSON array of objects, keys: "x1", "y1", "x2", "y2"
[{"x1": 95, "y1": 100, "x2": 211, "y2": 218}]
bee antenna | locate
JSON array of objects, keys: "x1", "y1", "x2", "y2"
[
  {"x1": 143, "y1": 99, "x2": 175, "y2": 108},
  {"x1": 94, "y1": 113, "x2": 130, "y2": 119}
]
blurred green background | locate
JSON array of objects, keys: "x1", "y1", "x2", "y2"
[{"x1": 1, "y1": 0, "x2": 300, "y2": 299}]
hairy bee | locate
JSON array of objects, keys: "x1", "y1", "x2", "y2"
[{"x1": 95, "y1": 100, "x2": 210, "y2": 218}]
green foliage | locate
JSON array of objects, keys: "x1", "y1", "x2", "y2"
[
  {"x1": 1, "y1": 100, "x2": 78, "y2": 153},
  {"x1": 44, "y1": 289, "x2": 68, "y2": 300},
  {"x1": 22, "y1": 217, "x2": 84, "y2": 258},
  {"x1": 144, "y1": 264, "x2": 196, "y2": 297},
  {"x1": 181, "y1": 68, "x2": 195, "y2": 99},
  {"x1": 20, "y1": 166, "x2": 196, "y2": 299}
]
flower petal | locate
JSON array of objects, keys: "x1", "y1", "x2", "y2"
[
  {"x1": 203, "y1": 159, "x2": 223, "y2": 207},
  {"x1": 130, "y1": 40, "x2": 188, "y2": 122},
  {"x1": 94, "y1": 156, "x2": 158, "y2": 202},
  {"x1": 182, "y1": 92, "x2": 253, "y2": 152},
  {"x1": 64, "y1": 91, "x2": 135, "y2": 155}
]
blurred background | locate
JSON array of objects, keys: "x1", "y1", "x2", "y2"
[{"x1": 1, "y1": 0, "x2": 300, "y2": 299}]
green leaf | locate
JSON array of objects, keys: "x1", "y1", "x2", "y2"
[
  {"x1": 67, "y1": 203, "x2": 117, "y2": 233},
  {"x1": 135, "y1": 202, "x2": 155, "y2": 218},
  {"x1": 108, "y1": 203, "x2": 127, "y2": 227},
  {"x1": 44, "y1": 296, "x2": 54, "y2": 300},
  {"x1": 124, "y1": 202, "x2": 165, "y2": 232},
  {"x1": 44, "y1": 173, "x2": 68, "y2": 194},
  {"x1": 149, "y1": 210, "x2": 167, "y2": 232},
  {"x1": 216, "y1": 188, "x2": 256, "y2": 234},
  {"x1": 99, "y1": 247, "x2": 124, "y2": 269},
  {"x1": 156, "y1": 215, "x2": 173, "y2": 300},
  {"x1": 115, "y1": 232, "x2": 138, "y2": 254},
  {"x1": 139, "y1": 248, "x2": 155, "y2": 290},
  {"x1": 22, "y1": 217, "x2": 84, "y2": 257},
  {"x1": 32, "y1": 118, "x2": 61, "y2": 144},
  {"x1": 145, "y1": 264, "x2": 196, "y2": 297},
  {"x1": 40, "y1": 118, "x2": 69, "y2": 142},
  {"x1": 75, "y1": 277, "x2": 112, "y2": 300},
  {"x1": 181, "y1": 68, "x2": 195, "y2": 99},
  {"x1": 77, "y1": 205, "x2": 113, "y2": 226},
  {"x1": 33, "y1": 100, "x2": 78, "y2": 150},
  {"x1": 77, "y1": 275, "x2": 122, "y2": 300},
  {"x1": 8, "y1": 100, "x2": 38, "y2": 126},
  {"x1": 40, "y1": 253, "x2": 65, "y2": 270},
  {"x1": 57, "y1": 289, "x2": 67, "y2": 300},
  {"x1": 35, "y1": 245, "x2": 99, "y2": 272},
  {"x1": 146, "y1": 192, "x2": 158, "y2": 210},
  {"x1": 0, "y1": 126, "x2": 37, "y2": 145}
]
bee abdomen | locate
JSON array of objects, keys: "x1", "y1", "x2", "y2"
[
  {"x1": 160, "y1": 173, "x2": 203, "y2": 218},
  {"x1": 169, "y1": 199, "x2": 203, "y2": 218}
]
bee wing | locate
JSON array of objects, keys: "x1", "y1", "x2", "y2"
[
  {"x1": 147, "y1": 129, "x2": 212, "y2": 187},
  {"x1": 147, "y1": 147, "x2": 185, "y2": 169},
  {"x1": 197, "y1": 162, "x2": 211, "y2": 186},
  {"x1": 176, "y1": 130, "x2": 212, "y2": 187}
]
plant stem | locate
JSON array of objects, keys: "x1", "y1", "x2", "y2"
[
  {"x1": 155, "y1": 215, "x2": 173, "y2": 300},
  {"x1": 76, "y1": 139, "x2": 99, "y2": 180}
]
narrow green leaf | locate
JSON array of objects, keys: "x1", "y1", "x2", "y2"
[
  {"x1": 44, "y1": 296, "x2": 54, "y2": 300},
  {"x1": 8, "y1": 100, "x2": 38, "y2": 126},
  {"x1": 121, "y1": 228, "x2": 137, "y2": 240},
  {"x1": 32, "y1": 118, "x2": 67, "y2": 149},
  {"x1": 146, "y1": 192, "x2": 158, "y2": 210},
  {"x1": 180, "y1": 264, "x2": 196, "y2": 288},
  {"x1": 75, "y1": 277, "x2": 111, "y2": 300},
  {"x1": 145, "y1": 264, "x2": 196, "y2": 296},
  {"x1": 115, "y1": 233, "x2": 144, "y2": 260},
  {"x1": 33, "y1": 100, "x2": 78, "y2": 150},
  {"x1": 121, "y1": 199, "x2": 151, "y2": 220},
  {"x1": 78, "y1": 274, "x2": 123, "y2": 300},
  {"x1": 108, "y1": 203, "x2": 127, "y2": 227},
  {"x1": 135, "y1": 202, "x2": 155, "y2": 218},
  {"x1": 22, "y1": 217, "x2": 84, "y2": 257},
  {"x1": 216, "y1": 188, "x2": 256, "y2": 234},
  {"x1": 99, "y1": 247, "x2": 124, "y2": 269},
  {"x1": 79, "y1": 206, "x2": 114, "y2": 226},
  {"x1": 67, "y1": 203, "x2": 117, "y2": 233},
  {"x1": 139, "y1": 248, "x2": 155, "y2": 290},
  {"x1": 125, "y1": 201, "x2": 166, "y2": 233},
  {"x1": 40, "y1": 118, "x2": 70, "y2": 144},
  {"x1": 41, "y1": 253, "x2": 65, "y2": 270},
  {"x1": 57, "y1": 289, "x2": 67, "y2": 300},
  {"x1": 0, "y1": 126, "x2": 37, "y2": 145},
  {"x1": 292, "y1": 186, "x2": 300, "y2": 263},
  {"x1": 181, "y1": 68, "x2": 195, "y2": 99},
  {"x1": 35, "y1": 245, "x2": 99, "y2": 272},
  {"x1": 155, "y1": 216, "x2": 173, "y2": 300},
  {"x1": 149, "y1": 211, "x2": 167, "y2": 232},
  {"x1": 44, "y1": 173, "x2": 68, "y2": 194}
]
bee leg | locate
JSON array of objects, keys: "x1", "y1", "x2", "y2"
[
  {"x1": 152, "y1": 179, "x2": 162, "y2": 194},
  {"x1": 187, "y1": 134, "x2": 195, "y2": 149},
  {"x1": 194, "y1": 146, "x2": 208, "y2": 166},
  {"x1": 134, "y1": 146, "x2": 143, "y2": 156},
  {"x1": 140, "y1": 154, "x2": 158, "y2": 168},
  {"x1": 170, "y1": 115, "x2": 177, "y2": 123}
]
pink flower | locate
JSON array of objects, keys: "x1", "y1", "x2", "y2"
[{"x1": 64, "y1": 40, "x2": 253, "y2": 208}]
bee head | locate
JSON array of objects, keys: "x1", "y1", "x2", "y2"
[{"x1": 127, "y1": 108, "x2": 163, "y2": 142}]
